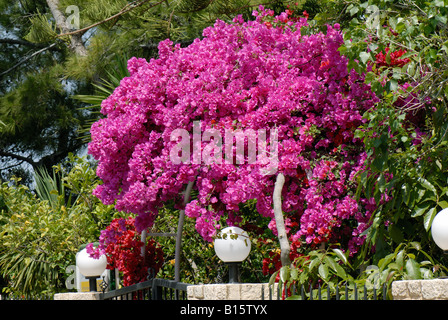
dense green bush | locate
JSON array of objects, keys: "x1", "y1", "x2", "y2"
[
  {"x1": 0, "y1": 155, "x2": 124, "y2": 296},
  {"x1": 269, "y1": 0, "x2": 448, "y2": 298}
]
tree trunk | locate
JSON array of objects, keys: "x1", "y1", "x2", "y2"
[
  {"x1": 46, "y1": 0, "x2": 87, "y2": 56},
  {"x1": 175, "y1": 180, "x2": 195, "y2": 281},
  {"x1": 140, "y1": 229, "x2": 147, "y2": 263},
  {"x1": 273, "y1": 172, "x2": 291, "y2": 267}
]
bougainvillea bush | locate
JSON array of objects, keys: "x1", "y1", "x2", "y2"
[{"x1": 88, "y1": 6, "x2": 379, "y2": 268}]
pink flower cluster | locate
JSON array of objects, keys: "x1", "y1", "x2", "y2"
[{"x1": 88, "y1": 7, "x2": 379, "y2": 253}]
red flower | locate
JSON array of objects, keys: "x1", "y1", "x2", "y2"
[
  {"x1": 102, "y1": 217, "x2": 164, "y2": 286},
  {"x1": 375, "y1": 47, "x2": 410, "y2": 68}
]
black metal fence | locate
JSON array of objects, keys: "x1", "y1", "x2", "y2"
[
  {"x1": 269, "y1": 282, "x2": 389, "y2": 300},
  {"x1": 99, "y1": 277, "x2": 389, "y2": 301},
  {"x1": 100, "y1": 278, "x2": 190, "y2": 300}
]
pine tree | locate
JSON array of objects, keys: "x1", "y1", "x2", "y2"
[{"x1": 0, "y1": 0, "x2": 312, "y2": 182}]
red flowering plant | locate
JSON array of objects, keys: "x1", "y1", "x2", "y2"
[
  {"x1": 331, "y1": 0, "x2": 448, "y2": 289},
  {"x1": 87, "y1": 217, "x2": 164, "y2": 286},
  {"x1": 374, "y1": 45, "x2": 430, "y2": 137},
  {"x1": 375, "y1": 47, "x2": 411, "y2": 69}
]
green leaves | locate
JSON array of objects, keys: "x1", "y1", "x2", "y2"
[
  {"x1": 318, "y1": 263, "x2": 329, "y2": 281},
  {"x1": 280, "y1": 265, "x2": 290, "y2": 283},
  {"x1": 269, "y1": 246, "x2": 353, "y2": 298},
  {"x1": 24, "y1": 11, "x2": 58, "y2": 43},
  {"x1": 332, "y1": 248, "x2": 348, "y2": 265},
  {"x1": 418, "y1": 177, "x2": 437, "y2": 196},
  {"x1": 355, "y1": 94, "x2": 448, "y2": 251},
  {"x1": 423, "y1": 207, "x2": 438, "y2": 231},
  {"x1": 0, "y1": 155, "x2": 120, "y2": 296},
  {"x1": 405, "y1": 258, "x2": 421, "y2": 279},
  {"x1": 356, "y1": 241, "x2": 446, "y2": 297},
  {"x1": 34, "y1": 166, "x2": 67, "y2": 210},
  {"x1": 411, "y1": 202, "x2": 431, "y2": 218},
  {"x1": 359, "y1": 51, "x2": 371, "y2": 64},
  {"x1": 351, "y1": 27, "x2": 448, "y2": 273}
]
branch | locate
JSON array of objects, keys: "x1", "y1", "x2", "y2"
[
  {"x1": 0, "y1": 38, "x2": 49, "y2": 48},
  {"x1": 141, "y1": 229, "x2": 147, "y2": 263},
  {"x1": 175, "y1": 180, "x2": 195, "y2": 281},
  {"x1": 56, "y1": 0, "x2": 166, "y2": 38},
  {"x1": 273, "y1": 172, "x2": 291, "y2": 267},
  {"x1": 223, "y1": 0, "x2": 279, "y2": 16},
  {"x1": 46, "y1": 0, "x2": 87, "y2": 56},
  {"x1": 0, "y1": 43, "x2": 57, "y2": 77},
  {"x1": 0, "y1": 149, "x2": 37, "y2": 167},
  {"x1": 0, "y1": 139, "x2": 83, "y2": 173},
  {"x1": 34, "y1": 139, "x2": 84, "y2": 170}
]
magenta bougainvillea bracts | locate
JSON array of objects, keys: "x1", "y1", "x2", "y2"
[{"x1": 88, "y1": 7, "x2": 379, "y2": 254}]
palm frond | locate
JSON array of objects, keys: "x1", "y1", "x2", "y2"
[
  {"x1": 73, "y1": 54, "x2": 130, "y2": 143},
  {"x1": 33, "y1": 167, "x2": 64, "y2": 209}
]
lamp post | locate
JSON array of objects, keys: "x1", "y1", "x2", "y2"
[
  {"x1": 76, "y1": 248, "x2": 107, "y2": 292},
  {"x1": 214, "y1": 226, "x2": 251, "y2": 283}
]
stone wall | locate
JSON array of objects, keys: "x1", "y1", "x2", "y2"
[
  {"x1": 187, "y1": 283, "x2": 279, "y2": 300},
  {"x1": 54, "y1": 284, "x2": 279, "y2": 300},
  {"x1": 54, "y1": 292, "x2": 102, "y2": 300},
  {"x1": 392, "y1": 279, "x2": 448, "y2": 300},
  {"x1": 54, "y1": 279, "x2": 448, "y2": 300}
]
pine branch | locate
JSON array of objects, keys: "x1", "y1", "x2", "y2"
[
  {"x1": 56, "y1": 0, "x2": 166, "y2": 38},
  {"x1": 0, "y1": 139, "x2": 84, "y2": 171},
  {"x1": 0, "y1": 149, "x2": 37, "y2": 168},
  {"x1": 0, "y1": 43, "x2": 57, "y2": 77},
  {"x1": 210, "y1": 0, "x2": 279, "y2": 16},
  {"x1": 175, "y1": 0, "x2": 214, "y2": 14},
  {"x1": 0, "y1": 38, "x2": 47, "y2": 48}
]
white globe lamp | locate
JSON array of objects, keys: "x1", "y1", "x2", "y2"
[
  {"x1": 214, "y1": 226, "x2": 251, "y2": 283},
  {"x1": 76, "y1": 248, "x2": 107, "y2": 291},
  {"x1": 432, "y1": 208, "x2": 448, "y2": 254}
]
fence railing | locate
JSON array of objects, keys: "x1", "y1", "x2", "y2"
[
  {"x1": 100, "y1": 278, "x2": 389, "y2": 301},
  {"x1": 269, "y1": 282, "x2": 389, "y2": 300},
  {"x1": 100, "y1": 278, "x2": 189, "y2": 300}
]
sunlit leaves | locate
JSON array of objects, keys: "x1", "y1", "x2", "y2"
[
  {"x1": 0, "y1": 155, "x2": 120, "y2": 296},
  {"x1": 269, "y1": 246, "x2": 353, "y2": 297}
]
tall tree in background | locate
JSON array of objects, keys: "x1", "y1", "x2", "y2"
[
  {"x1": 1, "y1": 0, "x2": 312, "y2": 184},
  {"x1": 0, "y1": 0, "x2": 90, "y2": 183}
]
